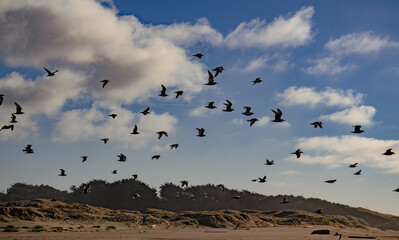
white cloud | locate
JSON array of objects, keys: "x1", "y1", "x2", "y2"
[
  {"x1": 276, "y1": 86, "x2": 364, "y2": 108},
  {"x1": 231, "y1": 118, "x2": 245, "y2": 126},
  {"x1": 225, "y1": 6, "x2": 314, "y2": 48},
  {"x1": 302, "y1": 56, "x2": 356, "y2": 76},
  {"x1": 256, "y1": 116, "x2": 271, "y2": 127},
  {"x1": 243, "y1": 54, "x2": 290, "y2": 72},
  {"x1": 288, "y1": 135, "x2": 399, "y2": 173},
  {"x1": 320, "y1": 105, "x2": 376, "y2": 126},
  {"x1": 281, "y1": 170, "x2": 299, "y2": 175}
]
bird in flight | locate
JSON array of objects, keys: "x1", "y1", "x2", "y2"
[
  {"x1": 252, "y1": 78, "x2": 262, "y2": 85},
  {"x1": 151, "y1": 155, "x2": 161, "y2": 160},
  {"x1": 14, "y1": 102, "x2": 24, "y2": 115},
  {"x1": 59, "y1": 169, "x2": 66, "y2": 176},
  {"x1": 382, "y1": 148, "x2": 395, "y2": 156},
  {"x1": 242, "y1": 106, "x2": 254, "y2": 116},
  {"x1": 23, "y1": 144, "x2": 34, "y2": 154},
  {"x1": 117, "y1": 154, "x2": 127, "y2": 162},
  {"x1": 101, "y1": 79, "x2": 110, "y2": 88},
  {"x1": 265, "y1": 159, "x2": 274, "y2": 165},
  {"x1": 325, "y1": 179, "x2": 337, "y2": 184},
  {"x1": 170, "y1": 143, "x2": 179, "y2": 149},
  {"x1": 205, "y1": 70, "x2": 217, "y2": 86},
  {"x1": 258, "y1": 176, "x2": 267, "y2": 183},
  {"x1": 354, "y1": 170, "x2": 361, "y2": 175},
  {"x1": 0, "y1": 124, "x2": 14, "y2": 131},
  {"x1": 196, "y1": 128, "x2": 205, "y2": 137},
  {"x1": 205, "y1": 102, "x2": 217, "y2": 109},
  {"x1": 180, "y1": 180, "x2": 189, "y2": 187},
  {"x1": 82, "y1": 184, "x2": 91, "y2": 194},
  {"x1": 108, "y1": 113, "x2": 117, "y2": 118},
  {"x1": 159, "y1": 85, "x2": 168, "y2": 97},
  {"x1": 271, "y1": 108, "x2": 284, "y2": 122},
  {"x1": 140, "y1": 107, "x2": 150, "y2": 115},
  {"x1": 351, "y1": 125, "x2": 365, "y2": 134},
  {"x1": 112, "y1": 170, "x2": 117, "y2": 174},
  {"x1": 10, "y1": 114, "x2": 17, "y2": 123},
  {"x1": 44, "y1": 67, "x2": 58, "y2": 76},
  {"x1": 393, "y1": 188, "x2": 399, "y2": 192},
  {"x1": 281, "y1": 196, "x2": 289, "y2": 204},
  {"x1": 348, "y1": 163, "x2": 358, "y2": 168},
  {"x1": 291, "y1": 149, "x2": 303, "y2": 158},
  {"x1": 131, "y1": 193, "x2": 141, "y2": 199},
  {"x1": 223, "y1": 99, "x2": 234, "y2": 112},
  {"x1": 192, "y1": 53, "x2": 203, "y2": 59},
  {"x1": 212, "y1": 66, "x2": 224, "y2": 77},
  {"x1": 131, "y1": 125, "x2": 139, "y2": 135},
  {"x1": 132, "y1": 174, "x2": 138, "y2": 180},
  {"x1": 100, "y1": 138, "x2": 109, "y2": 144},
  {"x1": 216, "y1": 184, "x2": 225, "y2": 191},
  {"x1": 157, "y1": 131, "x2": 168, "y2": 140},
  {"x1": 175, "y1": 91, "x2": 183, "y2": 99},
  {"x1": 231, "y1": 195, "x2": 240, "y2": 200},
  {"x1": 81, "y1": 156, "x2": 87, "y2": 162},
  {"x1": 0, "y1": 94, "x2": 4, "y2": 105},
  {"x1": 310, "y1": 121, "x2": 323, "y2": 129},
  {"x1": 247, "y1": 118, "x2": 258, "y2": 127}
]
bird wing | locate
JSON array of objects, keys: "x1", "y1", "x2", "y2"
[
  {"x1": 44, "y1": 67, "x2": 51, "y2": 74},
  {"x1": 14, "y1": 102, "x2": 22, "y2": 112}
]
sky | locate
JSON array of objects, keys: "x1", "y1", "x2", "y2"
[{"x1": 1, "y1": 0, "x2": 399, "y2": 215}]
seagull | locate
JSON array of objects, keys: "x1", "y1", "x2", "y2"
[
  {"x1": 192, "y1": 53, "x2": 203, "y2": 59},
  {"x1": 325, "y1": 179, "x2": 337, "y2": 184},
  {"x1": 382, "y1": 148, "x2": 395, "y2": 156},
  {"x1": 117, "y1": 154, "x2": 127, "y2": 162},
  {"x1": 157, "y1": 131, "x2": 168, "y2": 139},
  {"x1": 216, "y1": 184, "x2": 225, "y2": 191},
  {"x1": 258, "y1": 176, "x2": 267, "y2": 183},
  {"x1": 0, "y1": 94, "x2": 4, "y2": 105},
  {"x1": 180, "y1": 180, "x2": 188, "y2": 187},
  {"x1": 175, "y1": 91, "x2": 183, "y2": 99},
  {"x1": 0, "y1": 124, "x2": 14, "y2": 131},
  {"x1": 44, "y1": 67, "x2": 58, "y2": 76},
  {"x1": 351, "y1": 125, "x2": 365, "y2": 134},
  {"x1": 265, "y1": 159, "x2": 274, "y2": 165},
  {"x1": 23, "y1": 144, "x2": 34, "y2": 154},
  {"x1": 82, "y1": 184, "x2": 91, "y2": 194},
  {"x1": 170, "y1": 143, "x2": 179, "y2": 149},
  {"x1": 132, "y1": 174, "x2": 138, "y2": 180},
  {"x1": 100, "y1": 79, "x2": 110, "y2": 88},
  {"x1": 281, "y1": 196, "x2": 289, "y2": 204},
  {"x1": 140, "y1": 107, "x2": 150, "y2": 115},
  {"x1": 159, "y1": 84, "x2": 168, "y2": 97},
  {"x1": 223, "y1": 99, "x2": 234, "y2": 112},
  {"x1": 14, "y1": 102, "x2": 24, "y2": 115},
  {"x1": 212, "y1": 66, "x2": 224, "y2": 77},
  {"x1": 112, "y1": 170, "x2": 117, "y2": 174},
  {"x1": 354, "y1": 169, "x2": 362, "y2": 175},
  {"x1": 10, "y1": 114, "x2": 17, "y2": 123},
  {"x1": 393, "y1": 188, "x2": 399, "y2": 192},
  {"x1": 196, "y1": 128, "x2": 205, "y2": 137},
  {"x1": 151, "y1": 155, "x2": 161, "y2": 160},
  {"x1": 81, "y1": 156, "x2": 87, "y2": 162},
  {"x1": 131, "y1": 193, "x2": 141, "y2": 199},
  {"x1": 108, "y1": 113, "x2": 117, "y2": 118},
  {"x1": 100, "y1": 138, "x2": 109, "y2": 144},
  {"x1": 291, "y1": 149, "x2": 303, "y2": 158},
  {"x1": 252, "y1": 78, "x2": 262, "y2": 85},
  {"x1": 242, "y1": 106, "x2": 254, "y2": 116},
  {"x1": 247, "y1": 118, "x2": 258, "y2": 127},
  {"x1": 333, "y1": 232, "x2": 342, "y2": 240},
  {"x1": 348, "y1": 163, "x2": 358, "y2": 168},
  {"x1": 231, "y1": 195, "x2": 240, "y2": 200},
  {"x1": 205, "y1": 70, "x2": 217, "y2": 85},
  {"x1": 131, "y1": 125, "x2": 139, "y2": 135},
  {"x1": 59, "y1": 169, "x2": 66, "y2": 176},
  {"x1": 251, "y1": 179, "x2": 258, "y2": 182},
  {"x1": 271, "y1": 108, "x2": 284, "y2": 122},
  {"x1": 310, "y1": 121, "x2": 323, "y2": 129},
  {"x1": 205, "y1": 102, "x2": 217, "y2": 109}
]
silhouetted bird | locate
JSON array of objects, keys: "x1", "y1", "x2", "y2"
[
  {"x1": 349, "y1": 163, "x2": 358, "y2": 168},
  {"x1": 333, "y1": 232, "x2": 342, "y2": 240},
  {"x1": 81, "y1": 156, "x2": 87, "y2": 162},
  {"x1": 311, "y1": 121, "x2": 323, "y2": 129},
  {"x1": 382, "y1": 148, "x2": 395, "y2": 156},
  {"x1": 131, "y1": 125, "x2": 139, "y2": 135},
  {"x1": 101, "y1": 138, "x2": 109, "y2": 144},
  {"x1": 393, "y1": 188, "x2": 399, "y2": 192},
  {"x1": 271, "y1": 108, "x2": 284, "y2": 122},
  {"x1": 258, "y1": 176, "x2": 267, "y2": 183},
  {"x1": 157, "y1": 131, "x2": 168, "y2": 139},
  {"x1": 117, "y1": 154, "x2": 127, "y2": 162},
  {"x1": 251, "y1": 179, "x2": 258, "y2": 182},
  {"x1": 231, "y1": 195, "x2": 240, "y2": 200},
  {"x1": 180, "y1": 180, "x2": 188, "y2": 187},
  {"x1": 354, "y1": 169, "x2": 361, "y2": 175},
  {"x1": 132, "y1": 174, "x2": 138, "y2": 180},
  {"x1": 108, "y1": 113, "x2": 117, "y2": 118},
  {"x1": 196, "y1": 128, "x2": 205, "y2": 137},
  {"x1": 112, "y1": 170, "x2": 117, "y2": 174},
  {"x1": 247, "y1": 118, "x2": 258, "y2": 127},
  {"x1": 212, "y1": 66, "x2": 224, "y2": 77},
  {"x1": 281, "y1": 196, "x2": 289, "y2": 204},
  {"x1": 14, "y1": 102, "x2": 24, "y2": 115},
  {"x1": 252, "y1": 78, "x2": 262, "y2": 85},
  {"x1": 131, "y1": 193, "x2": 141, "y2": 199},
  {"x1": 101, "y1": 79, "x2": 110, "y2": 88},
  {"x1": 351, "y1": 125, "x2": 364, "y2": 134},
  {"x1": 23, "y1": 144, "x2": 34, "y2": 154},
  {"x1": 325, "y1": 179, "x2": 337, "y2": 184},
  {"x1": 292, "y1": 149, "x2": 303, "y2": 158},
  {"x1": 82, "y1": 183, "x2": 91, "y2": 194},
  {"x1": 140, "y1": 107, "x2": 150, "y2": 115},
  {"x1": 151, "y1": 155, "x2": 161, "y2": 160},
  {"x1": 205, "y1": 70, "x2": 217, "y2": 85},
  {"x1": 59, "y1": 169, "x2": 66, "y2": 176},
  {"x1": 0, "y1": 94, "x2": 4, "y2": 105},
  {"x1": 242, "y1": 106, "x2": 254, "y2": 116},
  {"x1": 315, "y1": 209, "x2": 323, "y2": 214},
  {"x1": 205, "y1": 101, "x2": 217, "y2": 109},
  {"x1": 223, "y1": 99, "x2": 234, "y2": 112},
  {"x1": 0, "y1": 125, "x2": 14, "y2": 131},
  {"x1": 216, "y1": 184, "x2": 225, "y2": 191},
  {"x1": 10, "y1": 114, "x2": 17, "y2": 123},
  {"x1": 159, "y1": 84, "x2": 168, "y2": 97},
  {"x1": 192, "y1": 53, "x2": 203, "y2": 59},
  {"x1": 170, "y1": 143, "x2": 179, "y2": 149},
  {"x1": 44, "y1": 67, "x2": 58, "y2": 76},
  {"x1": 265, "y1": 159, "x2": 274, "y2": 165},
  {"x1": 175, "y1": 90, "x2": 183, "y2": 99}
]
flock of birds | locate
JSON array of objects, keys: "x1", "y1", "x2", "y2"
[{"x1": 1, "y1": 54, "x2": 399, "y2": 205}]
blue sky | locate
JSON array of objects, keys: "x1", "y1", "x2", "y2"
[{"x1": 1, "y1": 0, "x2": 399, "y2": 215}]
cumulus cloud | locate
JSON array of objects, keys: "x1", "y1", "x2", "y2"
[
  {"x1": 276, "y1": 86, "x2": 364, "y2": 108},
  {"x1": 302, "y1": 56, "x2": 356, "y2": 76},
  {"x1": 225, "y1": 6, "x2": 314, "y2": 48},
  {"x1": 231, "y1": 118, "x2": 245, "y2": 126},
  {"x1": 288, "y1": 135, "x2": 399, "y2": 173},
  {"x1": 320, "y1": 105, "x2": 376, "y2": 126},
  {"x1": 243, "y1": 54, "x2": 290, "y2": 72},
  {"x1": 255, "y1": 116, "x2": 271, "y2": 127}
]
